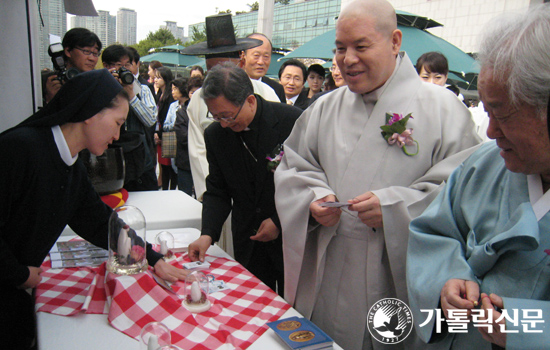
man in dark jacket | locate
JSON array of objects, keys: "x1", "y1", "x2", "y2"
[{"x1": 188, "y1": 62, "x2": 301, "y2": 295}]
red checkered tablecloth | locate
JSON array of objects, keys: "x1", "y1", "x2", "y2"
[{"x1": 36, "y1": 251, "x2": 290, "y2": 349}]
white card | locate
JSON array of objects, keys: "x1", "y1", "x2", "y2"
[
  {"x1": 319, "y1": 201, "x2": 351, "y2": 208},
  {"x1": 182, "y1": 261, "x2": 211, "y2": 270}
]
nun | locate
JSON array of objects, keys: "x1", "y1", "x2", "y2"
[{"x1": 0, "y1": 69, "x2": 187, "y2": 349}]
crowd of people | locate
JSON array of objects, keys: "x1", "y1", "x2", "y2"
[{"x1": 3, "y1": 0, "x2": 550, "y2": 349}]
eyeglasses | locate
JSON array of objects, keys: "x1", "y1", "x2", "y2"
[
  {"x1": 74, "y1": 47, "x2": 101, "y2": 57},
  {"x1": 207, "y1": 101, "x2": 245, "y2": 123}
]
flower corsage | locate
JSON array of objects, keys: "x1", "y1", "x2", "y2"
[
  {"x1": 380, "y1": 112, "x2": 419, "y2": 156},
  {"x1": 266, "y1": 144, "x2": 284, "y2": 173}
]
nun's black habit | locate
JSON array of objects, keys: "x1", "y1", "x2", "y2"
[{"x1": 0, "y1": 70, "x2": 162, "y2": 348}]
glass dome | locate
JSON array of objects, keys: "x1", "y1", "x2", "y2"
[
  {"x1": 140, "y1": 321, "x2": 171, "y2": 350},
  {"x1": 107, "y1": 205, "x2": 148, "y2": 275},
  {"x1": 182, "y1": 271, "x2": 211, "y2": 313}
]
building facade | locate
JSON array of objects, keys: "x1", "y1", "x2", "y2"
[
  {"x1": 190, "y1": 0, "x2": 341, "y2": 50},
  {"x1": 162, "y1": 21, "x2": 187, "y2": 42},
  {"x1": 190, "y1": 0, "x2": 546, "y2": 54},
  {"x1": 386, "y1": 0, "x2": 544, "y2": 53},
  {"x1": 39, "y1": 0, "x2": 67, "y2": 70},
  {"x1": 70, "y1": 10, "x2": 116, "y2": 48},
  {"x1": 116, "y1": 8, "x2": 137, "y2": 45}
]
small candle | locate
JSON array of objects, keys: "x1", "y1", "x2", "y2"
[
  {"x1": 160, "y1": 239, "x2": 168, "y2": 255},
  {"x1": 147, "y1": 335, "x2": 159, "y2": 350},
  {"x1": 117, "y1": 226, "x2": 132, "y2": 263},
  {"x1": 190, "y1": 281, "x2": 202, "y2": 302}
]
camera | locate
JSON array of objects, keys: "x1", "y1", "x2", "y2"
[
  {"x1": 48, "y1": 43, "x2": 80, "y2": 82},
  {"x1": 116, "y1": 67, "x2": 135, "y2": 85}
]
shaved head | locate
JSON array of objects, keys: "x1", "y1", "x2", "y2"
[{"x1": 339, "y1": 0, "x2": 397, "y2": 37}]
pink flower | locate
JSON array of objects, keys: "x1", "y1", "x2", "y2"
[
  {"x1": 387, "y1": 113, "x2": 402, "y2": 126},
  {"x1": 387, "y1": 129, "x2": 415, "y2": 147},
  {"x1": 130, "y1": 245, "x2": 145, "y2": 261}
]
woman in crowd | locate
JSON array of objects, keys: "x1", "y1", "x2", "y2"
[
  {"x1": 148, "y1": 60, "x2": 163, "y2": 101},
  {"x1": 415, "y1": 51, "x2": 449, "y2": 86},
  {"x1": 164, "y1": 76, "x2": 203, "y2": 196},
  {"x1": 309, "y1": 58, "x2": 346, "y2": 106},
  {"x1": 0, "y1": 69, "x2": 187, "y2": 349},
  {"x1": 154, "y1": 66, "x2": 177, "y2": 190},
  {"x1": 306, "y1": 64, "x2": 325, "y2": 99},
  {"x1": 189, "y1": 65, "x2": 205, "y2": 79}
]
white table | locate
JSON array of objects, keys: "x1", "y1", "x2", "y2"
[
  {"x1": 36, "y1": 237, "x2": 342, "y2": 349},
  {"x1": 61, "y1": 190, "x2": 202, "y2": 236}
]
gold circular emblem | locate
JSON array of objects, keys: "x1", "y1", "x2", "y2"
[
  {"x1": 289, "y1": 330, "x2": 315, "y2": 342},
  {"x1": 277, "y1": 320, "x2": 301, "y2": 331}
]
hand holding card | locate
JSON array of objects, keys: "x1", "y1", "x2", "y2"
[{"x1": 319, "y1": 201, "x2": 351, "y2": 208}]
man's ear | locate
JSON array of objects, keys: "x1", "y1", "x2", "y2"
[{"x1": 391, "y1": 29, "x2": 402, "y2": 55}]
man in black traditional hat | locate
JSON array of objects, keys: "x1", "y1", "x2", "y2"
[
  {"x1": 181, "y1": 14, "x2": 281, "y2": 202},
  {"x1": 0, "y1": 69, "x2": 188, "y2": 349}
]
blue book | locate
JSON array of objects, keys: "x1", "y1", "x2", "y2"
[{"x1": 267, "y1": 316, "x2": 334, "y2": 350}]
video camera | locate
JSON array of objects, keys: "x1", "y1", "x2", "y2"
[{"x1": 48, "y1": 43, "x2": 80, "y2": 82}]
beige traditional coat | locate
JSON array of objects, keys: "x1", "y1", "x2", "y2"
[{"x1": 274, "y1": 53, "x2": 481, "y2": 350}]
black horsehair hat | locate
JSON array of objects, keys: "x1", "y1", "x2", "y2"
[{"x1": 181, "y1": 14, "x2": 262, "y2": 57}]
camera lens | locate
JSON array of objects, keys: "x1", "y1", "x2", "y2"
[{"x1": 118, "y1": 67, "x2": 134, "y2": 85}]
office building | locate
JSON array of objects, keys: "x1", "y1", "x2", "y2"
[
  {"x1": 70, "y1": 10, "x2": 116, "y2": 47},
  {"x1": 190, "y1": 0, "x2": 341, "y2": 50},
  {"x1": 189, "y1": 0, "x2": 543, "y2": 54},
  {"x1": 117, "y1": 8, "x2": 137, "y2": 45},
  {"x1": 162, "y1": 21, "x2": 187, "y2": 42},
  {"x1": 38, "y1": 0, "x2": 67, "y2": 69}
]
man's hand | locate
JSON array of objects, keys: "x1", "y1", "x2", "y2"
[
  {"x1": 122, "y1": 81, "x2": 136, "y2": 99},
  {"x1": 348, "y1": 192, "x2": 383, "y2": 228},
  {"x1": 20, "y1": 266, "x2": 43, "y2": 289},
  {"x1": 250, "y1": 218, "x2": 279, "y2": 242},
  {"x1": 479, "y1": 293, "x2": 506, "y2": 348},
  {"x1": 188, "y1": 235, "x2": 212, "y2": 262},
  {"x1": 153, "y1": 259, "x2": 189, "y2": 283},
  {"x1": 44, "y1": 75, "x2": 62, "y2": 104},
  {"x1": 310, "y1": 194, "x2": 342, "y2": 227},
  {"x1": 440, "y1": 279, "x2": 480, "y2": 319}
]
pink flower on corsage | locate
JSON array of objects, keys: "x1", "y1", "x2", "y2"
[
  {"x1": 266, "y1": 144, "x2": 284, "y2": 173},
  {"x1": 380, "y1": 112, "x2": 419, "y2": 156}
]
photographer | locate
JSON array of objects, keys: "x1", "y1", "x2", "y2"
[
  {"x1": 43, "y1": 28, "x2": 102, "y2": 104},
  {"x1": 101, "y1": 44, "x2": 158, "y2": 191}
]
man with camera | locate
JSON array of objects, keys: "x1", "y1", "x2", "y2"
[
  {"x1": 101, "y1": 44, "x2": 158, "y2": 191},
  {"x1": 44, "y1": 28, "x2": 102, "y2": 104}
]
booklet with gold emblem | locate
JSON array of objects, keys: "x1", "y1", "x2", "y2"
[{"x1": 267, "y1": 316, "x2": 334, "y2": 350}]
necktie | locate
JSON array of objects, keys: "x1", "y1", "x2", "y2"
[{"x1": 287, "y1": 99, "x2": 293, "y2": 105}]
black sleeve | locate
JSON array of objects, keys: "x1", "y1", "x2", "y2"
[{"x1": 200, "y1": 127, "x2": 233, "y2": 243}]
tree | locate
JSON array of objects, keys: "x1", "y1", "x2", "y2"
[
  {"x1": 132, "y1": 28, "x2": 183, "y2": 58},
  {"x1": 276, "y1": 0, "x2": 290, "y2": 4},
  {"x1": 218, "y1": 9, "x2": 232, "y2": 14},
  {"x1": 247, "y1": 2, "x2": 259, "y2": 11},
  {"x1": 184, "y1": 26, "x2": 207, "y2": 48},
  {"x1": 184, "y1": 24, "x2": 239, "y2": 48},
  {"x1": 146, "y1": 28, "x2": 176, "y2": 43}
]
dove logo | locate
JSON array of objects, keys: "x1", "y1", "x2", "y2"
[{"x1": 367, "y1": 298, "x2": 413, "y2": 344}]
